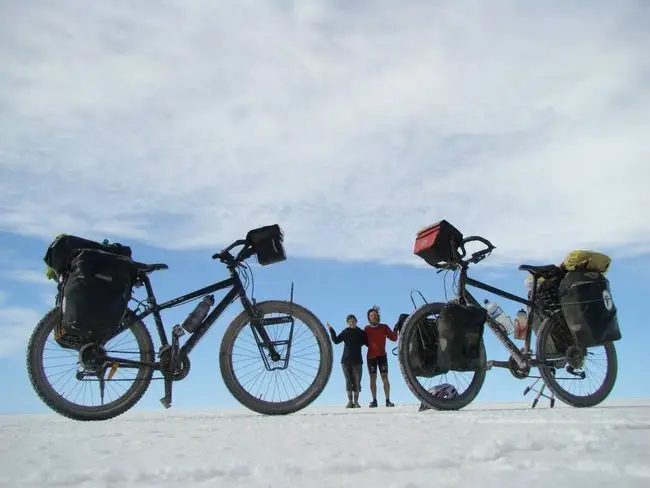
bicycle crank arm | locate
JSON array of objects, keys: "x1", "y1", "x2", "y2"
[
  {"x1": 160, "y1": 379, "x2": 173, "y2": 409},
  {"x1": 486, "y1": 360, "x2": 510, "y2": 370},
  {"x1": 158, "y1": 324, "x2": 184, "y2": 410}
]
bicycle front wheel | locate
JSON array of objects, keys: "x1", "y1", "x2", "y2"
[
  {"x1": 398, "y1": 302, "x2": 487, "y2": 411},
  {"x1": 219, "y1": 300, "x2": 333, "y2": 415}
]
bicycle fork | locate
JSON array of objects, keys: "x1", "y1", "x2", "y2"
[{"x1": 248, "y1": 282, "x2": 296, "y2": 369}]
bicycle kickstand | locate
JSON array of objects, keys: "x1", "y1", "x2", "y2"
[{"x1": 523, "y1": 378, "x2": 555, "y2": 408}]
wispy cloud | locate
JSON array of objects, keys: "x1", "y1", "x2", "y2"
[
  {"x1": 1, "y1": 0, "x2": 649, "y2": 267},
  {"x1": 5, "y1": 270, "x2": 50, "y2": 286},
  {"x1": 0, "y1": 305, "x2": 42, "y2": 357}
]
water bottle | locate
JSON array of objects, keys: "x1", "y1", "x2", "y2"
[
  {"x1": 513, "y1": 309, "x2": 528, "y2": 340},
  {"x1": 181, "y1": 295, "x2": 216, "y2": 333},
  {"x1": 484, "y1": 299, "x2": 515, "y2": 335}
]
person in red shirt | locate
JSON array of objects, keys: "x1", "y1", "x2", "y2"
[{"x1": 364, "y1": 306, "x2": 398, "y2": 408}]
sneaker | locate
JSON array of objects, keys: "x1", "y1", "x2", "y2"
[
  {"x1": 346, "y1": 401, "x2": 354, "y2": 408},
  {"x1": 369, "y1": 399, "x2": 378, "y2": 408},
  {"x1": 386, "y1": 400, "x2": 395, "y2": 407},
  {"x1": 354, "y1": 402, "x2": 361, "y2": 408}
]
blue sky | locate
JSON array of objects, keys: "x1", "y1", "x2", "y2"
[{"x1": 1, "y1": 0, "x2": 649, "y2": 414}]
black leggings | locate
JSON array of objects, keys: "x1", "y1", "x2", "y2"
[{"x1": 342, "y1": 363, "x2": 363, "y2": 393}]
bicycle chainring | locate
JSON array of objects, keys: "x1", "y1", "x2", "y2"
[
  {"x1": 508, "y1": 356, "x2": 531, "y2": 379},
  {"x1": 160, "y1": 348, "x2": 191, "y2": 381}
]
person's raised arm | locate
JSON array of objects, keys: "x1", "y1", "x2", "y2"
[{"x1": 327, "y1": 322, "x2": 344, "y2": 344}]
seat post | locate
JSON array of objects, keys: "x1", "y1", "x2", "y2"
[{"x1": 140, "y1": 273, "x2": 157, "y2": 306}]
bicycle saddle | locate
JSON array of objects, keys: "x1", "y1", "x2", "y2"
[
  {"x1": 135, "y1": 262, "x2": 169, "y2": 273},
  {"x1": 518, "y1": 263, "x2": 560, "y2": 277}
]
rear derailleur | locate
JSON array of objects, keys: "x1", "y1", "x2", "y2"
[
  {"x1": 75, "y1": 342, "x2": 123, "y2": 406},
  {"x1": 159, "y1": 325, "x2": 191, "y2": 409}
]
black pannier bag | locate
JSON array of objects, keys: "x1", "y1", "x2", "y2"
[
  {"x1": 527, "y1": 271, "x2": 573, "y2": 355},
  {"x1": 406, "y1": 316, "x2": 439, "y2": 377},
  {"x1": 558, "y1": 270, "x2": 622, "y2": 348},
  {"x1": 413, "y1": 220, "x2": 463, "y2": 267},
  {"x1": 44, "y1": 234, "x2": 132, "y2": 276},
  {"x1": 436, "y1": 301, "x2": 486, "y2": 373},
  {"x1": 61, "y1": 249, "x2": 137, "y2": 339},
  {"x1": 246, "y1": 224, "x2": 287, "y2": 266}
]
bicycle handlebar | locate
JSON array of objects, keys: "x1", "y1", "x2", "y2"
[
  {"x1": 461, "y1": 235, "x2": 496, "y2": 252},
  {"x1": 461, "y1": 235, "x2": 496, "y2": 265},
  {"x1": 435, "y1": 235, "x2": 496, "y2": 271},
  {"x1": 212, "y1": 239, "x2": 250, "y2": 264}
]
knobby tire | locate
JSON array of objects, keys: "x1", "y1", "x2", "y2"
[
  {"x1": 26, "y1": 308, "x2": 155, "y2": 421},
  {"x1": 398, "y1": 302, "x2": 487, "y2": 411},
  {"x1": 535, "y1": 316, "x2": 618, "y2": 408},
  {"x1": 219, "y1": 300, "x2": 333, "y2": 415}
]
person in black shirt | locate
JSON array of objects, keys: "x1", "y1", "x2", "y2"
[{"x1": 328, "y1": 314, "x2": 368, "y2": 408}]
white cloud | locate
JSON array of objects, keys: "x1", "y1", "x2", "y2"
[
  {"x1": 1, "y1": 0, "x2": 649, "y2": 268},
  {"x1": 5, "y1": 270, "x2": 51, "y2": 286},
  {"x1": 0, "y1": 305, "x2": 43, "y2": 357}
]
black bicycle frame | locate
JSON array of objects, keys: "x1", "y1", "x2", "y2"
[
  {"x1": 456, "y1": 264, "x2": 546, "y2": 369},
  {"x1": 124, "y1": 266, "x2": 270, "y2": 361}
]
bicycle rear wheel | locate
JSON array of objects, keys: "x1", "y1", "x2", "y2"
[
  {"x1": 535, "y1": 315, "x2": 618, "y2": 407},
  {"x1": 26, "y1": 308, "x2": 154, "y2": 421},
  {"x1": 219, "y1": 300, "x2": 333, "y2": 415}
]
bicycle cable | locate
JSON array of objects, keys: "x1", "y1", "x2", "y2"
[{"x1": 237, "y1": 260, "x2": 256, "y2": 301}]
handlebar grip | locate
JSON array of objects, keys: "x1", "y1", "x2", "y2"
[{"x1": 462, "y1": 235, "x2": 496, "y2": 250}]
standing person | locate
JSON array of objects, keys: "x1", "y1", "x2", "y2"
[
  {"x1": 364, "y1": 306, "x2": 398, "y2": 408},
  {"x1": 328, "y1": 314, "x2": 367, "y2": 408}
]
